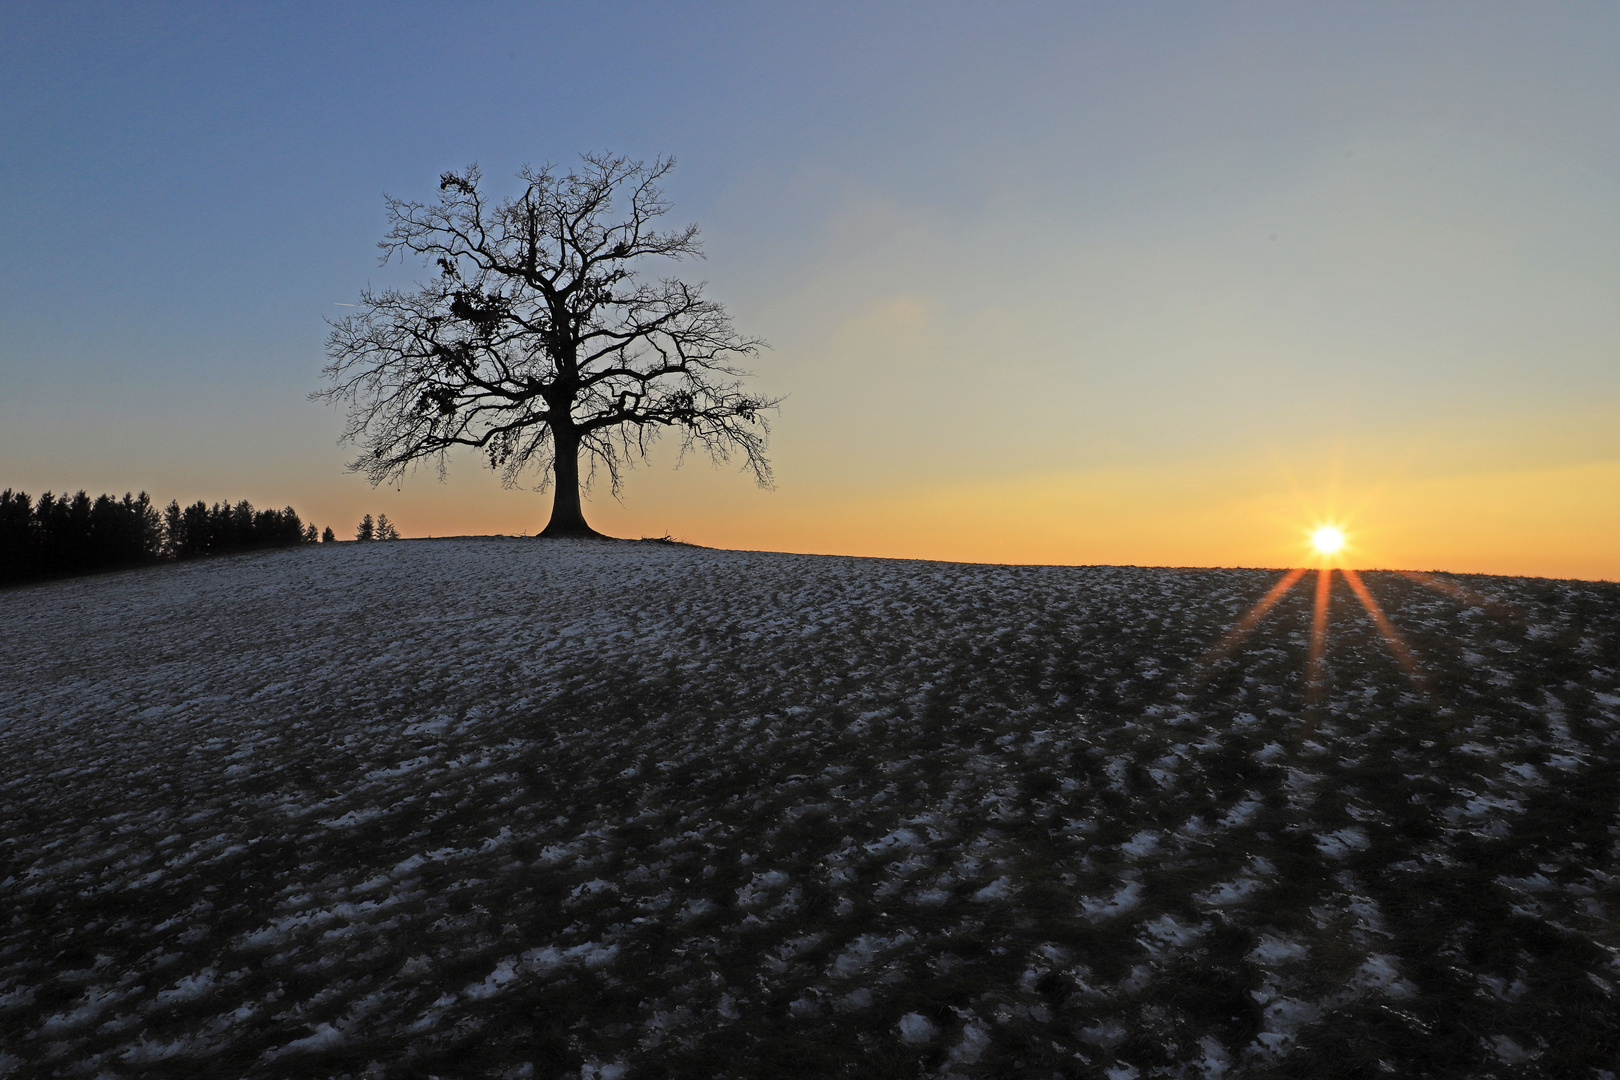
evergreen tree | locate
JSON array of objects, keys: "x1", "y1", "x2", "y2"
[
  {"x1": 3, "y1": 489, "x2": 161, "y2": 583},
  {"x1": 0, "y1": 490, "x2": 39, "y2": 584},
  {"x1": 43, "y1": 492, "x2": 95, "y2": 575},
  {"x1": 321, "y1": 526, "x2": 336, "y2": 543},
  {"x1": 179, "y1": 500, "x2": 211, "y2": 557},
  {"x1": 253, "y1": 507, "x2": 279, "y2": 544},
  {"x1": 375, "y1": 514, "x2": 400, "y2": 541},
  {"x1": 162, "y1": 501, "x2": 184, "y2": 557},
  {"x1": 356, "y1": 514, "x2": 375, "y2": 541},
  {"x1": 229, "y1": 500, "x2": 255, "y2": 549},
  {"x1": 4, "y1": 487, "x2": 314, "y2": 582},
  {"x1": 282, "y1": 508, "x2": 305, "y2": 545}
]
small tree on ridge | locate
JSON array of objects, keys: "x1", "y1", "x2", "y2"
[{"x1": 316, "y1": 154, "x2": 778, "y2": 538}]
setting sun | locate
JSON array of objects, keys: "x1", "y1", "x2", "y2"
[{"x1": 1311, "y1": 525, "x2": 1345, "y2": 555}]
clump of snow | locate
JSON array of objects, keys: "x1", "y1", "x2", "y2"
[
  {"x1": 1489, "y1": 1034, "x2": 1537, "y2": 1064},
  {"x1": 1194, "y1": 1035, "x2": 1231, "y2": 1078},
  {"x1": 1140, "y1": 914, "x2": 1203, "y2": 952},
  {"x1": 941, "y1": 1019, "x2": 991, "y2": 1071},
  {"x1": 1197, "y1": 877, "x2": 1261, "y2": 906},
  {"x1": 1351, "y1": 954, "x2": 1416, "y2": 998},
  {"x1": 1082, "y1": 882, "x2": 1144, "y2": 921},
  {"x1": 897, "y1": 1012, "x2": 936, "y2": 1044},
  {"x1": 266, "y1": 1022, "x2": 345, "y2": 1058},
  {"x1": 1248, "y1": 935, "x2": 1308, "y2": 966},
  {"x1": 1219, "y1": 796, "x2": 1263, "y2": 827},
  {"x1": 1315, "y1": 827, "x2": 1369, "y2": 858},
  {"x1": 972, "y1": 875, "x2": 1015, "y2": 902}
]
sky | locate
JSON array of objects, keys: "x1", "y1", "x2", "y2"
[{"x1": 3, "y1": 2, "x2": 1617, "y2": 578}]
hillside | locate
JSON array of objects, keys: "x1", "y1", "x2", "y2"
[{"x1": 2, "y1": 539, "x2": 1618, "y2": 1078}]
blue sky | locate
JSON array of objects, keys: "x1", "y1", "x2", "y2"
[{"x1": 4, "y1": 3, "x2": 1618, "y2": 574}]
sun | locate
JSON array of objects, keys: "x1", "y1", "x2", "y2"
[
  {"x1": 1311, "y1": 525, "x2": 1345, "y2": 556},
  {"x1": 1190, "y1": 518, "x2": 1430, "y2": 713}
]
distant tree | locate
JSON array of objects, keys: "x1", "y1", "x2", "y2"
[
  {"x1": 162, "y1": 498, "x2": 311, "y2": 559},
  {"x1": 38, "y1": 491, "x2": 93, "y2": 575},
  {"x1": 0, "y1": 490, "x2": 37, "y2": 582},
  {"x1": 3, "y1": 489, "x2": 161, "y2": 584},
  {"x1": 321, "y1": 526, "x2": 336, "y2": 543},
  {"x1": 277, "y1": 507, "x2": 306, "y2": 546},
  {"x1": 161, "y1": 500, "x2": 184, "y2": 557},
  {"x1": 317, "y1": 154, "x2": 778, "y2": 538},
  {"x1": 3, "y1": 490, "x2": 309, "y2": 584},
  {"x1": 177, "y1": 500, "x2": 212, "y2": 556},
  {"x1": 375, "y1": 513, "x2": 400, "y2": 541},
  {"x1": 88, "y1": 493, "x2": 162, "y2": 568},
  {"x1": 302, "y1": 522, "x2": 319, "y2": 543},
  {"x1": 356, "y1": 513, "x2": 375, "y2": 541}
]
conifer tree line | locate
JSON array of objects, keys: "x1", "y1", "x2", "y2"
[
  {"x1": 1, "y1": 490, "x2": 329, "y2": 586},
  {"x1": 353, "y1": 513, "x2": 400, "y2": 542}
]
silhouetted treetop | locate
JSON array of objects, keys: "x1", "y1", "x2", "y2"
[{"x1": 316, "y1": 153, "x2": 778, "y2": 538}]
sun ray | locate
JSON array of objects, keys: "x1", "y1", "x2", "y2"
[
  {"x1": 1184, "y1": 567, "x2": 1309, "y2": 681},
  {"x1": 1179, "y1": 526, "x2": 1487, "y2": 722},
  {"x1": 1341, "y1": 567, "x2": 1427, "y2": 693},
  {"x1": 1305, "y1": 567, "x2": 1332, "y2": 710},
  {"x1": 1393, "y1": 570, "x2": 1523, "y2": 622}
]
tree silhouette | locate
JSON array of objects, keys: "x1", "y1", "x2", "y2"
[
  {"x1": 160, "y1": 499, "x2": 312, "y2": 558},
  {"x1": 316, "y1": 154, "x2": 777, "y2": 538},
  {"x1": 356, "y1": 514, "x2": 375, "y2": 541},
  {"x1": 1, "y1": 489, "x2": 163, "y2": 583}
]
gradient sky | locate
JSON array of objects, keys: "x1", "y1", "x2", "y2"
[{"x1": 3, "y1": 3, "x2": 1617, "y2": 578}]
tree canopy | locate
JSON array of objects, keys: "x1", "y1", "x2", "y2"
[{"x1": 317, "y1": 154, "x2": 778, "y2": 537}]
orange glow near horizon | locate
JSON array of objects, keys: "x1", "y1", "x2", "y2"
[
  {"x1": 588, "y1": 454, "x2": 1616, "y2": 579},
  {"x1": 265, "y1": 441, "x2": 1620, "y2": 582}
]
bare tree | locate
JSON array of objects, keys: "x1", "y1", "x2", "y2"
[{"x1": 316, "y1": 154, "x2": 777, "y2": 538}]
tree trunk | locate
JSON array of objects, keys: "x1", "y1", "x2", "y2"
[{"x1": 540, "y1": 425, "x2": 605, "y2": 538}]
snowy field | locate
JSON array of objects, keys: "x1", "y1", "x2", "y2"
[{"x1": 2, "y1": 539, "x2": 1618, "y2": 1079}]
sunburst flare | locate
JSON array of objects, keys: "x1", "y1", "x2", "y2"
[{"x1": 1185, "y1": 519, "x2": 1438, "y2": 711}]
